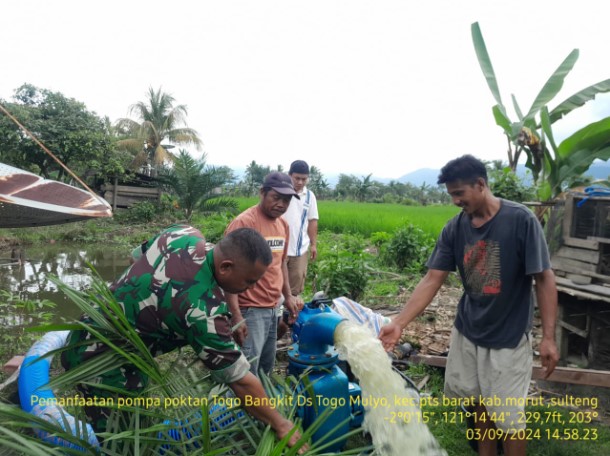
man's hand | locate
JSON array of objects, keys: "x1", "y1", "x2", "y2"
[
  {"x1": 538, "y1": 337, "x2": 559, "y2": 378},
  {"x1": 378, "y1": 322, "x2": 403, "y2": 352},
  {"x1": 284, "y1": 295, "x2": 299, "y2": 324},
  {"x1": 231, "y1": 314, "x2": 248, "y2": 346},
  {"x1": 310, "y1": 245, "x2": 318, "y2": 261},
  {"x1": 273, "y1": 417, "x2": 308, "y2": 454}
]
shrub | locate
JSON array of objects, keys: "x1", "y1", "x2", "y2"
[
  {"x1": 310, "y1": 232, "x2": 371, "y2": 300},
  {"x1": 128, "y1": 201, "x2": 157, "y2": 223},
  {"x1": 489, "y1": 168, "x2": 535, "y2": 202},
  {"x1": 195, "y1": 212, "x2": 235, "y2": 244},
  {"x1": 314, "y1": 248, "x2": 369, "y2": 301},
  {"x1": 370, "y1": 231, "x2": 391, "y2": 248},
  {"x1": 381, "y1": 224, "x2": 435, "y2": 273}
]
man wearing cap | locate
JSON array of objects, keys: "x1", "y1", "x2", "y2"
[
  {"x1": 282, "y1": 160, "x2": 319, "y2": 297},
  {"x1": 224, "y1": 172, "x2": 300, "y2": 376}
]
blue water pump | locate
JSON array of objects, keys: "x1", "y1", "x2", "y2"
[{"x1": 288, "y1": 298, "x2": 364, "y2": 452}]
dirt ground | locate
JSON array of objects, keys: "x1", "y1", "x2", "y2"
[
  {"x1": 382, "y1": 284, "x2": 546, "y2": 360},
  {"x1": 377, "y1": 285, "x2": 610, "y2": 422}
]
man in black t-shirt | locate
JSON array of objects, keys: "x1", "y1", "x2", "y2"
[{"x1": 380, "y1": 155, "x2": 559, "y2": 456}]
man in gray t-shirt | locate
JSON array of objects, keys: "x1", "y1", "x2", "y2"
[{"x1": 379, "y1": 155, "x2": 559, "y2": 456}]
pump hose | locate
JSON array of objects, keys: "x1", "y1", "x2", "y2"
[{"x1": 391, "y1": 365, "x2": 420, "y2": 393}]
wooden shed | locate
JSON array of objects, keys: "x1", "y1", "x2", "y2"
[{"x1": 546, "y1": 192, "x2": 610, "y2": 370}]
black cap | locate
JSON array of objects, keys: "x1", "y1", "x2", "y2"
[
  {"x1": 263, "y1": 172, "x2": 300, "y2": 198},
  {"x1": 289, "y1": 160, "x2": 309, "y2": 175}
]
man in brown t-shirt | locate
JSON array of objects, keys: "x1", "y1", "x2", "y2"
[{"x1": 225, "y1": 172, "x2": 300, "y2": 375}]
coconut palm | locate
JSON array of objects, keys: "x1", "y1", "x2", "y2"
[{"x1": 115, "y1": 87, "x2": 202, "y2": 171}]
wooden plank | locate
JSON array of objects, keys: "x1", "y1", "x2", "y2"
[
  {"x1": 558, "y1": 319, "x2": 588, "y2": 338},
  {"x1": 564, "y1": 273, "x2": 592, "y2": 285},
  {"x1": 409, "y1": 354, "x2": 610, "y2": 388},
  {"x1": 563, "y1": 237, "x2": 600, "y2": 250},
  {"x1": 587, "y1": 236, "x2": 610, "y2": 244},
  {"x1": 555, "y1": 277, "x2": 610, "y2": 297},
  {"x1": 556, "y1": 246, "x2": 600, "y2": 264},
  {"x1": 563, "y1": 194, "x2": 574, "y2": 239},
  {"x1": 557, "y1": 285, "x2": 610, "y2": 304},
  {"x1": 551, "y1": 257, "x2": 598, "y2": 274}
]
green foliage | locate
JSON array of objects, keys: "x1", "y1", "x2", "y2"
[
  {"x1": 489, "y1": 167, "x2": 535, "y2": 202},
  {"x1": 0, "y1": 84, "x2": 123, "y2": 185},
  {"x1": 118, "y1": 201, "x2": 158, "y2": 223},
  {"x1": 156, "y1": 150, "x2": 238, "y2": 222},
  {"x1": 370, "y1": 231, "x2": 391, "y2": 248},
  {"x1": 472, "y1": 22, "x2": 610, "y2": 201},
  {"x1": 0, "y1": 273, "x2": 373, "y2": 455},
  {"x1": 311, "y1": 233, "x2": 371, "y2": 300},
  {"x1": 115, "y1": 87, "x2": 202, "y2": 170},
  {"x1": 192, "y1": 212, "x2": 235, "y2": 244},
  {"x1": 239, "y1": 161, "x2": 272, "y2": 196},
  {"x1": 317, "y1": 200, "x2": 457, "y2": 238},
  {"x1": 381, "y1": 224, "x2": 435, "y2": 273},
  {"x1": 0, "y1": 291, "x2": 55, "y2": 363}
]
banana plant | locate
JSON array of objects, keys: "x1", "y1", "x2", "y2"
[{"x1": 472, "y1": 22, "x2": 610, "y2": 200}]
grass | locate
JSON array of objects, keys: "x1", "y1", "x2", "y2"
[
  {"x1": 235, "y1": 197, "x2": 458, "y2": 238},
  {"x1": 317, "y1": 201, "x2": 458, "y2": 238},
  {"x1": 395, "y1": 364, "x2": 610, "y2": 455},
  {"x1": 3, "y1": 200, "x2": 609, "y2": 454}
]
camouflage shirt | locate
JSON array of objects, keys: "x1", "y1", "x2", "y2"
[{"x1": 109, "y1": 224, "x2": 249, "y2": 384}]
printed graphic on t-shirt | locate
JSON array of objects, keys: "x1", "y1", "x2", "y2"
[
  {"x1": 266, "y1": 236, "x2": 286, "y2": 252},
  {"x1": 463, "y1": 239, "x2": 501, "y2": 295}
]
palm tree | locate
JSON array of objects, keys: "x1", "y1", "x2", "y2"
[
  {"x1": 156, "y1": 150, "x2": 238, "y2": 222},
  {"x1": 242, "y1": 160, "x2": 271, "y2": 196},
  {"x1": 115, "y1": 87, "x2": 202, "y2": 171}
]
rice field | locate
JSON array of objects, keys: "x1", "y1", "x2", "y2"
[{"x1": 235, "y1": 198, "x2": 459, "y2": 238}]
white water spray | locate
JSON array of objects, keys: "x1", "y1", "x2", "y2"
[{"x1": 334, "y1": 321, "x2": 447, "y2": 456}]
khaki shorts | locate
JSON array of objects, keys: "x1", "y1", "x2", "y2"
[
  {"x1": 287, "y1": 253, "x2": 309, "y2": 295},
  {"x1": 444, "y1": 327, "x2": 533, "y2": 431}
]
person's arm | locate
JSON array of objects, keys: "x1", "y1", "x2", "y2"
[
  {"x1": 226, "y1": 292, "x2": 247, "y2": 346},
  {"x1": 281, "y1": 259, "x2": 298, "y2": 322},
  {"x1": 230, "y1": 372, "x2": 307, "y2": 452},
  {"x1": 533, "y1": 268, "x2": 559, "y2": 378},
  {"x1": 308, "y1": 219, "x2": 318, "y2": 261},
  {"x1": 379, "y1": 269, "x2": 449, "y2": 351}
]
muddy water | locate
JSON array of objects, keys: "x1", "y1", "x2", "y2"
[{"x1": 0, "y1": 244, "x2": 130, "y2": 322}]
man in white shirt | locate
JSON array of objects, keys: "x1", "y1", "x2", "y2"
[{"x1": 282, "y1": 160, "x2": 319, "y2": 297}]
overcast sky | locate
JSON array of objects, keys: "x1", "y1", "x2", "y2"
[{"x1": 2, "y1": 0, "x2": 610, "y2": 179}]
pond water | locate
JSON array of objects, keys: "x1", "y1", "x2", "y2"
[{"x1": 0, "y1": 244, "x2": 131, "y2": 322}]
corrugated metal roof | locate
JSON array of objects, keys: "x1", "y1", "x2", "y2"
[{"x1": 0, "y1": 163, "x2": 112, "y2": 227}]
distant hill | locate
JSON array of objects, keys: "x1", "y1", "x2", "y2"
[
  {"x1": 397, "y1": 168, "x2": 441, "y2": 186},
  {"x1": 397, "y1": 162, "x2": 610, "y2": 187},
  {"x1": 216, "y1": 162, "x2": 610, "y2": 189}
]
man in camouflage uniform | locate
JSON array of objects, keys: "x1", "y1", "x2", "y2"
[{"x1": 61, "y1": 224, "x2": 304, "y2": 447}]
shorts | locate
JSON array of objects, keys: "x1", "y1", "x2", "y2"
[{"x1": 444, "y1": 327, "x2": 532, "y2": 432}]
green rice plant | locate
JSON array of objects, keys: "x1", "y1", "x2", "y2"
[
  {"x1": 317, "y1": 201, "x2": 457, "y2": 238},
  {"x1": 232, "y1": 197, "x2": 457, "y2": 238}
]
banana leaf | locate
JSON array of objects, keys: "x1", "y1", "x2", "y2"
[
  {"x1": 557, "y1": 116, "x2": 610, "y2": 159},
  {"x1": 471, "y1": 22, "x2": 503, "y2": 106},
  {"x1": 548, "y1": 79, "x2": 610, "y2": 124},
  {"x1": 523, "y1": 49, "x2": 579, "y2": 121}
]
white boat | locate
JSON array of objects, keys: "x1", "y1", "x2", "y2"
[{"x1": 0, "y1": 162, "x2": 112, "y2": 228}]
